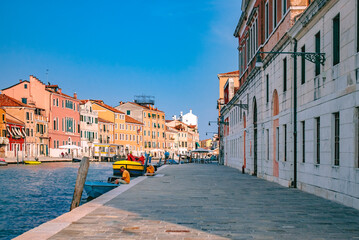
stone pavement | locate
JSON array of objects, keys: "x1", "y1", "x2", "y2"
[{"x1": 20, "y1": 164, "x2": 359, "y2": 239}]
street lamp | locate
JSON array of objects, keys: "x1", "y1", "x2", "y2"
[{"x1": 254, "y1": 43, "x2": 326, "y2": 188}]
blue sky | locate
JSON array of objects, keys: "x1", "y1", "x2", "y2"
[{"x1": 0, "y1": 0, "x2": 241, "y2": 139}]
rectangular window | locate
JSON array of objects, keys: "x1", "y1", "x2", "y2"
[
  {"x1": 301, "y1": 45, "x2": 306, "y2": 84},
  {"x1": 357, "y1": 108, "x2": 359, "y2": 167},
  {"x1": 266, "y1": 74, "x2": 269, "y2": 103},
  {"x1": 302, "y1": 121, "x2": 305, "y2": 163},
  {"x1": 334, "y1": 112, "x2": 340, "y2": 166},
  {"x1": 315, "y1": 32, "x2": 321, "y2": 76},
  {"x1": 26, "y1": 112, "x2": 29, "y2": 120},
  {"x1": 24, "y1": 84, "x2": 27, "y2": 89},
  {"x1": 22, "y1": 98, "x2": 27, "y2": 104},
  {"x1": 283, "y1": 57, "x2": 287, "y2": 92},
  {"x1": 265, "y1": 1, "x2": 269, "y2": 39},
  {"x1": 333, "y1": 14, "x2": 340, "y2": 66},
  {"x1": 357, "y1": 0, "x2": 359, "y2": 52},
  {"x1": 282, "y1": 0, "x2": 287, "y2": 16},
  {"x1": 276, "y1": 127, "x2": 279, "y2": 161},
  {"x1": 284, "y1": 124, "x2": 287, "y2": 161},
  {"x1": 315, "y1": 117, "x2": 320, "y2": 164},
  {"x1": 273, "y1": 0, "x2": 277, "y2": 29},
  {"x1": 127, "y1": 110, "x2": 131, "y2": 115}
]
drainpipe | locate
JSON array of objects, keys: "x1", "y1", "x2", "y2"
[{"x1": 293, "y1": 39, "x2": 298, "y2": 188}]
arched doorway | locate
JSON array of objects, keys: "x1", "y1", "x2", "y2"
[
  {"x1": 253, "y1": 98, "x2": 257, "y2": 176},
  {"x1": 272, "y1": 90, "x2": 279, "y2": 177}
]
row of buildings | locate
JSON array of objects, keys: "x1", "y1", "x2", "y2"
[
  {"x1": 0, "y1": 75, "x2": 199, "y2": 159},
  {"x1": 218, "y1": 0, "x2": 359, "y2": 209}
]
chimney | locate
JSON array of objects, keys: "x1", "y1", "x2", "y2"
[
  {"x1": 190, "y1": 109, "x2": 192, "y2": 114},
  {"x1": 119, "y1": 101, "x2": 123, "y2": 105},
  {"x1": 74, "y1": 92, "x2": 77, "y2": 99},
  {"x1": 180, "y1": 111, "x2": 183, "y2": 116},
  {"x1": 58, "y1": 88, "x2": 62, "y2": 93},
  {"x1": 19, "y1": 80, "x2": 22, "y2": 83}
]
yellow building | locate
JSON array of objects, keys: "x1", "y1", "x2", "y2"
[
  {"x1": 91, "y1": 100, "x2": 125, "y2": 158},
  {"x1": 115, "y1": 102, "x2": 166, "y2": 157},
  {"x1": 116, "y1": 115, "x2": 143, "y2": 156}
]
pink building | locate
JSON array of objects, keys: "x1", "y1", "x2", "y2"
[{"x1": 2, "y1": 75, "x2": 80, "y2": 157}]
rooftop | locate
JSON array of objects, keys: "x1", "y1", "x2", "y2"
[{"x1": 0, "y1": 94, "x2": 34, "y2": 108}]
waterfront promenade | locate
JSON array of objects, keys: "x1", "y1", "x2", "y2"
[{"x1": 16, "y1": 163, "x2": 359, "y2": 240}]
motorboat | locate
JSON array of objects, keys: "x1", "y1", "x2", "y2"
[
  {"x1": 24, "y1": 161, "x2": 41, "y2": 165},
  {"x1": 113, "y1": 160, "x2": 144, "y2": 176},
  {"x1": 72, "y1": 158, "x2": 82, "y2": 163},
  {"x1": 0, "y1": 158, "x2": 7, "y2": 166},
  {"x1": 84, "y1": 181, "x2": 119, "y2": 199}
]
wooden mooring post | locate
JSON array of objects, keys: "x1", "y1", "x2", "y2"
[{"x1": 70, "y1": 156, "x2": 89, "y2": 211}]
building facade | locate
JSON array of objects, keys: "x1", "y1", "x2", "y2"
[
  {"x1": 116, "y1": 102, "x2": 166, "y2": 157},
  {"x1": 2, "y1": 76, "x2": 80, "y2": 157},
  {"x1": 221, "y1": 0, "x2": 359, "y2": 209},
  {"x1": 80, "y1": 100, "x2": 99, "y2": 157}
]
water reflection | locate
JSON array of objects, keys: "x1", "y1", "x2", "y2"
[{"x1": 0, "y1": 162, "x2": 113, "y2": 240}]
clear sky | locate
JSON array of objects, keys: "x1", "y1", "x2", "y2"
[{"x1": 0, "y1": 0, "x2": 241, "y2": 140}]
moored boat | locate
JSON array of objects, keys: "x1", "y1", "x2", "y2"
[
  {"x1": 0, "y1": 158, "x2": 7, "y2": 166},
  {"x1": 72, "y1": 158, "x2": 81, "y2": 162},
  {"x1": 84, "y1": 181, "x2": 119, "y2": 198},
  {"x1": 113, "y1": 160, "x2": 144, "y2": 176},
  {"x1": 24, "y1": 161, "x2": 41, "y2": 165}
]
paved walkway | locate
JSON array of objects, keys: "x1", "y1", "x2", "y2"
[{"x1": 18, "y1": 164, "x2": 359, "y2": 239}]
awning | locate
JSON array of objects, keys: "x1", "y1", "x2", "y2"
[
  {"x1": 15, "y1": 128, "x2": 22, "y2": 137},
  {"x1": 6, "y1": 126, "x2": 13, "y2": 137},
  {"x1": 11, "y1": 127, "x2": 17, "y2": 137},
  {"x1": 21, "y1": 128, "x2": 26, "y2": 138}
]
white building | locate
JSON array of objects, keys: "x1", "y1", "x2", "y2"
[
  {"x1": 221, "y1": 0, "x2": 359, "y2": 209},
  {"x1": 79, "y1": 100, "x2": 98, "y2": 157},
  {"x1": 174, "y1": 110, "x2": 198, "y2": 126}
]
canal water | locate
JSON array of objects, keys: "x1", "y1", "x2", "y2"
[{"x1": 0, "y1": 162, "x2": 113, "y2": 240}]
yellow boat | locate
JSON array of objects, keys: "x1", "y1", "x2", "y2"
[
  {"x1": 24, "y1": 161, "x2": 42, "y2": 165},
  {"x1": 113, "y1": 160, "x2": 144, "y2": 176}
]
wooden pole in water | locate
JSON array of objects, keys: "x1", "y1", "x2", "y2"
[{"x1": 70, "y1": 156, "x2": 89, "y2": 211}]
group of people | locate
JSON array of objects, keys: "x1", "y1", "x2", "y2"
[{"x1": 114, "y1": 164, "x2": 156, "y2": 185}]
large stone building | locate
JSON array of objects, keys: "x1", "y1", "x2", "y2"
[{"x1": 220, "y1": 0, "x2": 359, "y2": 209}]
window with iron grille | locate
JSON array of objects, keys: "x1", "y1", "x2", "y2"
[
  {"x1": 266, "y1": 74, "x2": 269, "y2": 103},
  {"x1": 284, "y1": 124, "x2": 287, "y2": 161},
  {"x1": 315, "y1": 117, "x2": 320, "y2": 164},
  {"x1": 301, "y1": 121, "x2": 305, "y2": 163},
  {"x1": 315, "y1": 32, "x2": 321, "y2": 76},
  {"x1": 334, "y1": 112, "x2": 340, "y2": 166},
  {"x1": 333, "y1": 14, "x2": 340, "y2": 66},
  {"x1": 283, "y1": 58, "x2": 287, "y2": 92},
  {"x1": 301, "y1": 45, "x2": 306, "y2": 84}
]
